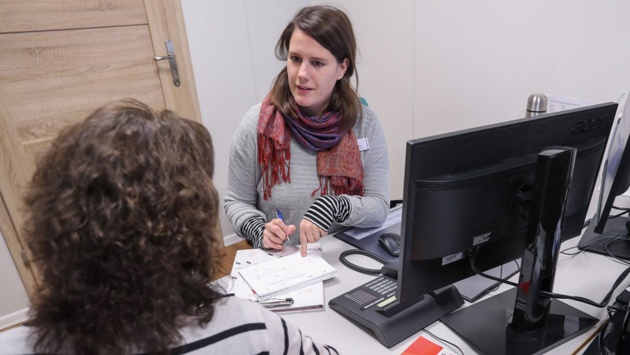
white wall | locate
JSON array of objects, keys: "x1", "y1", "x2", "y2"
[
  {"x1": 182, "y1": 0, "x2": 305, "y2": 242},
  {"x1": 0, "y1": 230, "x2": 29, "y2": 329},
  {"x1": 414, "y1": 1, "x2": 630, "y2": 138},
  {"x1": 323, "y1": 0, "x2": 416, "y2": 203},
  {"x1": 182, "y1": 0, "x2": 630, "y2": 243}
]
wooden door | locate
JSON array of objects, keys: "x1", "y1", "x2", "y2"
[{"x1": 0, "y1": 0, "x2": 219, "y2": 298}]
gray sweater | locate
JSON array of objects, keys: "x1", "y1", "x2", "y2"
[{"x1": 224, "y1": 103, "x2": 390, "y2": 245}]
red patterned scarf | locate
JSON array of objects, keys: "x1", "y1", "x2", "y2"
[{"x1": 257, "y1": 94, "x2": 364, "y2": 200}]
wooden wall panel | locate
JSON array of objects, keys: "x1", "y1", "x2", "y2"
[
  {"x1": 0, "y1": 0, "x2": 147, "y2": 34},
  {"x1": 0, "y1": 25, "x2": 166, "y2": 149}
]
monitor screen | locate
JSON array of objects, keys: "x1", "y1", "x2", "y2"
[
  {"x1": 578, "y1": 94, "x2": 630, "y2": 260},
  {"x1": 596, "y1": 95, "x2": 630, "y2": 229},
  {"x1": 397, "y1": 102, "x2": 618, "y2": 305}
]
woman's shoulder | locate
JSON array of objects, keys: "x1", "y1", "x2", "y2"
[
  {"x1": 0, "y1": 325, "x2": 32, "y2": 353},
  {"x1": 234, "y1": 102, "x2": 263, "y2": 137},
  {"x1": 244, "y1": 102, "x2": 263, "y2": 118},
  {"x1": 179, "y1": 296, "x2": 268, "y2": 335},
  {"x1": 212, "y1": 295, "x2": 270, "y2": 321},
  {"x1": 173, "y1": 296, "x2": 284, "y2": 353},
  {"x1": 354, "y1": 104, "x2": 383, "y2": 133},
  {"x1": 242, "y1": 103, "x2": 263, "y2": 124},
  {"x1": 362, "y1": 104, "x2": 379, "y2": 119},
  {"x1": 217, "y1": 294, "x2": 263, "y2": 310}
]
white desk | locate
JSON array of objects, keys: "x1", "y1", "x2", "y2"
[{"x1": 281, "y1": 233, "x2": 629, "y2": 354}]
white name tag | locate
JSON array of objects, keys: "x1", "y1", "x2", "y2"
[{"x1": 357, "y1": 137, "x2": 370, "y2": 151}]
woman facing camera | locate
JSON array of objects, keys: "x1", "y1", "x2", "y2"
[{"x1": 225, "y1": 5, "x2": 390, "y2": 256}]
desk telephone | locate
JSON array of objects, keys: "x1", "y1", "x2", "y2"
[
  {"x1": 328, "y1": 273, "x2": 462, "y2": 348},
  {"x1": 331, "y1": 247, "x2": 462, "y2": 348},
  {"x1": 331, "y1": 243, "x2": 519, "y2": 348},
  {"x1": 331, "y1": 213, "x2": 516, "y2": 348}
]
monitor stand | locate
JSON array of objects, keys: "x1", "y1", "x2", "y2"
[
  {"x1": 441, "y1": 287, "x2": 598, "y2": 355},
  {"x1": 441, "y1": 148, "x2": 599, "y2": 354},
  {"x1": 578, "y1": 215, "x2": 630, "y2": 260}
]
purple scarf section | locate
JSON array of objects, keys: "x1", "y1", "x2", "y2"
[{"x1": 283, "y1": 108, "x2": 344, "y2": 151}]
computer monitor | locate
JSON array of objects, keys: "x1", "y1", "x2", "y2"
[
  {"x1": 578, "y1": 94, "x2": 630, "y2": 260},
  {"x1": 395, "y1": 102, "x2": 618, "y2": 353}
]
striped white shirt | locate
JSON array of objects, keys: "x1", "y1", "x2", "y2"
[{"x1": 0, "y1": 296, "x2": 339, "y2": 354}]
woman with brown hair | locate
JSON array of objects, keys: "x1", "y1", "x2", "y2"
[
  {"x1": 225, "y1": 4, "x2": 390, "y2": 256},
  {"x1": 0, "y1": 99, "x2": 337, "y2": 354}
]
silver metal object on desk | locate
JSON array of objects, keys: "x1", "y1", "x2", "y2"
[{"x1": 526, "y1": 93, "x2": 548, "y2": 117}]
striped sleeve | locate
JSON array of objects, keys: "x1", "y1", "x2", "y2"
[
  {"x1": 267, "y1": 310, "x2": 339, "y2": 355},
  {"x1": 241, "y1": 217, "x2": 266, "y2": 249},
  {"x1": 303, "y1": 195, "x2": 351, "y2": 232}
]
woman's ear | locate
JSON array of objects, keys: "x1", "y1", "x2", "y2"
[{"x1": 337, "y1": 58, "x2": 349, "y2": 80}]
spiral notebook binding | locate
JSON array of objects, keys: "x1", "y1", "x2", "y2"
[{"x1": 256, "y1": 270, "x2": 336, "y2": 301}]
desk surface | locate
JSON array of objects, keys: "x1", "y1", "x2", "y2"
[
  {"x1": 214, "y1": 239, "x2": 251, "y2": 280},
  {"x1": 218, "y1": 233, "x2": 628, "y2": 355}
]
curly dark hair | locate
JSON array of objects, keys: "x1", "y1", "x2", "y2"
[{"x1": 23, "y1": 99, "x2": 223, "y2": 354}]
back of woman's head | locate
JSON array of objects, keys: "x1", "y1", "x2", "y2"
[
  {"x1": 271, "y1": 5, "x2": 362, "y2": 128},
  {"x1": 183, "y1": 118, "x2": 215, "y2": 179},
  {"x1": 24, "y1": 99, "x2": 222, "y2": 354}
]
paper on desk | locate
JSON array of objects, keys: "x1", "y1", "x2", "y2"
[
  {"x1": 217, "y1": 243, "x2": 326, "y2": 313},
  {"x1": 232, "y1": 243, "x2": 321, "y2": 274},
  {"x1": 401, "y1": 335, "x2": 457, "y2": 355},
  {"x1": 228, "y1": 244, "x2": 319, "y2": 300},
  {"x1": 545, "y1": 94, "x2": 594, "y2": 113},
  {"x1": 342, "y1": 207, "x2": 402, "y2": 240}
]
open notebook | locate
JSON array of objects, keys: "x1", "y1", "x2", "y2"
[
  {"x1": 221, "y1": 244, "x2": 331, "y2": 313},
  {"x1": 238, "y1": 249, "x2": 337, "y2": 301}
]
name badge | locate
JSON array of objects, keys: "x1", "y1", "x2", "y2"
[{"x1": 357, "y1": 137, "x2": 370, "y2": 151}]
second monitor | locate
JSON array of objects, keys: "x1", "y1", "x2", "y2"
[{"x1": 579, "y1": 93, "x2": 630, "y2": 260}]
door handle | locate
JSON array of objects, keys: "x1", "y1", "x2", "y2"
[{"x1": 153, "y1": 39, "x2": 181, "y2": 87}]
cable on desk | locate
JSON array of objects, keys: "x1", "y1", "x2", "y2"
[
  {"x1": 598, "y1": 319, "x2": 614, "y2": 355},
  {"x1": 597, "y1": 302, "x2": 630, "y2": 355},
  {"x1": 560, "y1": 234, "x2": 630, "y2": 266},
  {"x1": 423, "y1": 329, "x2": 463, "y2": 355},
  {"x1": 467, "y1": 247, "x2": 630, "y2": 308},
  {"x1": 339, "y1": 249, "x2": 389, "y2": 275},
  {"x1": 609, "y1": 209, "x2": 630, "y2": 219}
]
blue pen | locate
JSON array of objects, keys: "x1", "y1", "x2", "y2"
[
  {"x1": 276, "y1": 208, "x2": 293, "y2": 243},
  {"x1": 276, "y1": 208, "x2": 284, "y2": 221}
]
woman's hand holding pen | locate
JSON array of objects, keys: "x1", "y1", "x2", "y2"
[
  {"x1": 267, "y1": 208, "x2": 327, "y2": 256},
  {"x1": 262, "y1": 218, "x2": 295, "y2": 250}
]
